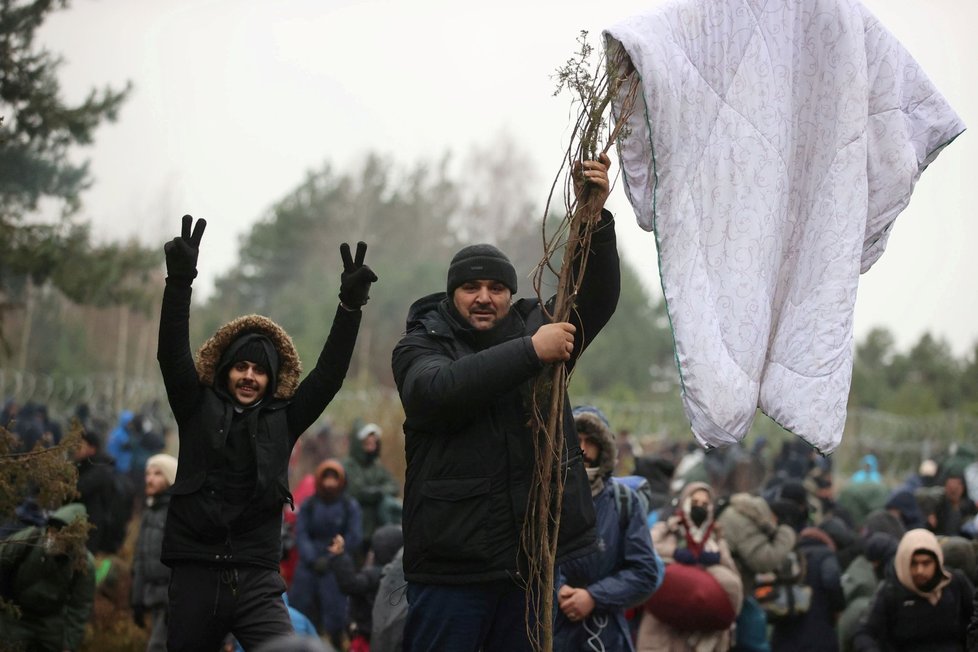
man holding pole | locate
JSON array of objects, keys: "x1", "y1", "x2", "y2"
[{"x1": 392, "y1": 154, "x2": 619, "y2": 651}]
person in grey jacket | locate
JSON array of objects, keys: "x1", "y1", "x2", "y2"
[{"x1": 131, "y1": 453, "x2": 177, "y2": 651}]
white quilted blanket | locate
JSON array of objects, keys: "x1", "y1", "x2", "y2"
[{"x1": 605, "y1": 0, "x2": 965, "y2": 453}]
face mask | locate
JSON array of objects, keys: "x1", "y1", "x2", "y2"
[{"x1": 689, "y1": 504, "x2": 709, "y2": 527}]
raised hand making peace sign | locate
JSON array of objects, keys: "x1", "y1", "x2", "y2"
[
  {"x1": 338, "y1": 241, "x2": 379, "y2": 310},
  {"x1": 164, "y1": 214, "x2": 207, "y2": 282}
]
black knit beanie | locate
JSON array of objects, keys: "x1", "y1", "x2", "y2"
[
  {"x1": 224, "y1": 333, "x2": 280, "y2": 394},
  {"x1": 446, "y1": 244, "x2": 518, "y2": 295},
  {"x1": 231, "y1": 337, "x2": 272, "y2": 370}
]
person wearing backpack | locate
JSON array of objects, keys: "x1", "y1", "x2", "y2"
[
  {"x1": 553, "y1": 406, "x2": 662, "y2": 652},
  {"x1": 0, "y1": 503, "x2": 96, "y2": 652},
  {"x1": 769, "y1": 523, "x2": 845, "y2": 651},
  {"x1": 638, "y1": 481, "x2": 743, "y2": 651},
  {"x1": 716, "y1": 492, "x2": 797, "y2": 652},
  {"x1": 288, "y1": 459, "x2": 363, "y2": 649}
]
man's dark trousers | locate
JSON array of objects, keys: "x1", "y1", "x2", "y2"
[
  {"x1": 166, "y1": 563, "x2": 293, "y2": 651},
  {"x1": 404, "y1": 579, "x2": 537, "y2": 652}
]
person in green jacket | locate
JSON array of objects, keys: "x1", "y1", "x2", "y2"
[
  {"x1": 342, "y1": 421, "x2": 400, "y2": 555},
  {"x1": 0, "y1": 503, "x2": 96, "y2": 652}
]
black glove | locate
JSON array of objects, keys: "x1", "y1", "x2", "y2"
[
  {"x1": 699, "y1": 550, "x2": 721, "y2": 566},
  {"x1": 673, "y1": 548, "x2": 696, "y2": 565},
  {"x1": 338, "y1": 241, "x2": 378, "y2": 309},
  {"x1": 164, "y1": 214, "x2": 207, "y2": 282},
  {"x1": 132, "y1": 604, "x2": 146, "y2": 629}
]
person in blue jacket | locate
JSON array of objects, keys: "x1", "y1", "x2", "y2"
[
  {"x1": 555, "y1": 406, "x2": 663, "y2": 651},
  {"x1": 289, "y1": 459, "x2": 363, "y2": 649}
]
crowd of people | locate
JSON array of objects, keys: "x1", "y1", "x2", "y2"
[
  {"x1": 623, "y1": 436, "x2": 978, "y2": 652},
  {"x1": 1, "y1": 398, "x2": 404, "y2": 652},
  {"x1": 2, "y1": 161, "x2": 978, "y2": 651}
]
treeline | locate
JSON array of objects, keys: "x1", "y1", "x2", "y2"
[
  {"x1": 4, "y1": 143, "x2": 978, "y2": 426},
  {"x1": 187, "y1": 146, "x2": 677, "y2": 399},
  {"x1": 851, "y1": 328, "x2": 978, "y2": 416}
]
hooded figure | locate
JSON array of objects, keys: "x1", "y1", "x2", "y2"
[
  {"x1": 0, "y1": 503, "x2": 96, "y2": 652},
  {"x1": 162, "y1": 315, "x2": 304, "y2": 564},
  {"x1": 157, "y1": 216, "x2": 376, "y2": 652},
  {"x1": 850, "y1": 455, "x2": 883, "y2": 484},
  {"x1": 837, "y1": 531, "x2": 899, "y2": 651},
  {"x1": 554, "y1": 406, "x2": 662, "y2": 652},
  {"x1": 288, "y1": 459, "x2": 363, "y2": 648},
  {"x1": 854, "y1": 528, "x2": 974, "y2": 651},
  {"x1": 884, "y1": 489, "x2": 926, "y2": 531},
  {"x1": 342, "y1": 421, "x2": 400, "y2": 549},
  {"x1": 639, "y1": 481, "x2": 743, "y2": 651}
]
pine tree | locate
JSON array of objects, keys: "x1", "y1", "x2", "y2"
[{"x1": 0, "y1": 0, "x2": 153, "y2": 352}]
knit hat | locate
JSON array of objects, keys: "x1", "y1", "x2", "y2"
[
  {"x1": 357, "y1": 423, "x2": 382, "y2": 440},
  {"x1": 919, "y1": 459, "x2": 938, "y2": 478},
  {"x1": 230, "y1": 335, "x2": 275, "y2": 372},
  {"x1": 221, "y1": 333, "x2": 280, "y2": 396},
  {"x1": 446, "y1": 244, "x2": 518, "y2": 295},
  {"x1": 146, "y1": 453, "x2": 178, "y2": 486}
]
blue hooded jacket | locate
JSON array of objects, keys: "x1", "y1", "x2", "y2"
[{"x1": 555, "y1": 407, "x2": 663, "y2": 651}]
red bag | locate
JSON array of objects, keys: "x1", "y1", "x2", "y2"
[{"x1": 644, "y1": 563, "x2": 737, "y2": 631}]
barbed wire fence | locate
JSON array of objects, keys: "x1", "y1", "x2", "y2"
[{"x1": 3, "y1": 368, "x2": 974, "y2": 479}]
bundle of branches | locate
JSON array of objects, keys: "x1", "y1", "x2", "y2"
[{"x1": 520, "y1": 31, "x2": 639, "y2": 651}]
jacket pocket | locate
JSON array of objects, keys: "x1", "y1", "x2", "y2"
[{"x1": 421, "y1": 477, "x2": 491, "y2": 562}]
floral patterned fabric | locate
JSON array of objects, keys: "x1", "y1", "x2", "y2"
[{"x1": 606, "y1": 0, "x2": 965, "y2": 452}]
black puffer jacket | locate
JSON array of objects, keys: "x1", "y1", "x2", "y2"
[
  {"x1": 392, "y1": 212, "x2": 620, "y2": 584},
  {"x1": 157, "y1": 281, "x2": 361, "y2": 569}
]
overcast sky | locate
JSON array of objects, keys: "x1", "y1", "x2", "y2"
[{"x1": 40, "y1": 0, "x2": 975, "y2": 355}]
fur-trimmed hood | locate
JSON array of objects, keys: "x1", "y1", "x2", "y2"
[
  {"x1": 573, "y1": 406, "x2": 616, "y2": 478},
  {"x1": 195, "y1": 314, "x2": 301, "y2": 400}
]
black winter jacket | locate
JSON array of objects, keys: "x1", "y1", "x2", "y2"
[
  {"x1": 854, "y1": 569, "x2": 974, "y2": 652},
  {"x1": 392, "y1": 212, "x2": 620, "y2": 584},
  {"x1": 75, "y1": 452, "x2": 118, "y2": 554},
  {"x1": 157, "y1": 281, "x2": 361, "y2": 569}
]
